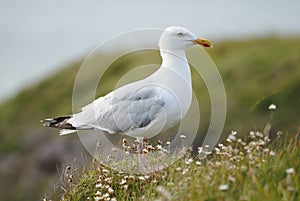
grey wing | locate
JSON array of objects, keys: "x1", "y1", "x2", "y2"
[{"x1": 69, "y1": 84, "x2": 165, "y2": 133}]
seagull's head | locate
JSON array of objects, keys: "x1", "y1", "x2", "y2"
[{"x1": 159, "y1": 26, "x2": 212, "y2": 52}]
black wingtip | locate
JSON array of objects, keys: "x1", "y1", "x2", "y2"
[{"x1": 41, "y1": 116, "x2": 75, "y2": 129}]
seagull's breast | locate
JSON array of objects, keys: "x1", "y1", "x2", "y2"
[{"x1": 148, "y1": 62, "x2": 193, "y2": 120}]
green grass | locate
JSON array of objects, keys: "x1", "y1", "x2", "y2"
[{"x1": 48, "y1": 130, "x2": 300, "y2": 201}]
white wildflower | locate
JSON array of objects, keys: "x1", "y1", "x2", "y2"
[
  {"x1": 182, "y1": 168, "x2": 189, "y2": 175},
  {"x1": 96, "y1": 183, "x2": 102, "y2": 188},
  {"x1": 157, "y1": 144, "x2": 162, "y2": 150},
  {"x1": 108, "y1": 187, "x2": 114, "y2": 194},
  {"x1": 226, "y1": 138, "x2": 232, "y2": 143},
  {"x1": 221, "y1": 146, "x2": 228, "y2": 151},
  {"x1": 103, "y1": 193, "x2": 110, "y2": 198},
  {"x1": 128, "y1": 175, "x2": 135, "y2": 180},
  {"x1": 185, "y1": 158, "x2": 193, "y2": 165},
  {"x1": 269, "y1": 150, "x2": 275, "y2": 156},
  {"x1": 142, "y1": 148, "x2": 148, "y2": 153},
  {"x1": 249, "y1": 131, "x2": 255, "y2": 138},
  {"x1": 218, "y1": 184, "x2": 229, "y2": 191},
  {"x1": 162, "y1": 147, "x2": 169, "y2": 153},
  {"x1": 104, "y1": 178, "x2": 112, "y2": 183},
  {"x1": 228, "y1": 176, "x2": 236, "y2": 183},
  {"x1": 167, "y1": 182, "x2": 174, "y2": 186},
  {"x1": 195, "y1": 161, "x2": 202, "y2": 166},
  {"x1": 286, "y1": 168, "x2": 294, "y2": 174},
  {"x1": 94, "y1": 196, "x2": 101, "y2": 201},
  {"x1": 264, "y1": 136, "x2": 271, "y2": 142},
  {"x1": 255, "y1": 132, "x2": 264, "y2": 138},
  {"x1": 152, "y1": 179, "x2": 158, "y2": 184},
  {"x1": 249, "y1": 141, "x2": 257, "y2": 147},
  {"x1": 218, "y1": 143, "x2": 224, "y2": 147},
  {"x1": 268, "y1": 103, "x2": 276, "y2": 110},
  {"x1": 227, "y1": 134, "x2": 236, "y2": 142},
  {"x1": 175, "y1": 167, "x2": 182, "y2": 171},
  {"x1": 258, "y1": 139, "x2": 265, "y2": 146},
  {"x1": 147, "y1": 144, "x2": 154, "y2": 150},
  {"x1": 120, "y1": 179, "x2": 126, "y2": 185},
  {"x1": 276, "y1": 131, "x2": 283, "y2": 136},
  {"x1": 94, "y1": 191, "x2": 102, "y2": 201}
]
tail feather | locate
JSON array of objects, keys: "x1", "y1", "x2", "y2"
[
  {"x1": 42, "y1": 115, "x2": 93, "y2": 135},
  {"x1": 59, "y1": 129, "x2": 77, "y2": 136},
  {"x1": 41, "y1": 115, "x2": 75, "y2": 129}
]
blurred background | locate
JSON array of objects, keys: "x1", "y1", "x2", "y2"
[{"x1": 0, "y1": 0, "x2": 299, "y2": 200}]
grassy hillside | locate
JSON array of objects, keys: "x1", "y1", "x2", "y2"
[
  {"x1": 49, "y1": 130, "x2": 300, "y2": 201},
  {"x1": 0, "y1": 37, "x2": 299, "y2": 200},
  {"x1": 209, "y1": 38, "x2": 300, "y2": 134}
]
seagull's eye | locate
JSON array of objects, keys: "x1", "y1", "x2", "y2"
[{"x1": 177, "y1": 33, "x2": 184, "y2": 37}]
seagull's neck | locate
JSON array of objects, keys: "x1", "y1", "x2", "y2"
[{"x1": 159, "y1": 49, "x2": 191, "y2": 85}]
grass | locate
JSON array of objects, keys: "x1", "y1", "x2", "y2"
[{"x1": 47, "y1": 125, "x2": 300, "y2": 201}]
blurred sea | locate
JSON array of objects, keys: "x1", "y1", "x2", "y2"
[{"x1": 0, "y1": 0, "x2": 299, "y2": 103}]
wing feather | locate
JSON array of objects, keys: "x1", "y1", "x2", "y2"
[{"x1": 68, "y1": 82, "x2": 165, "y2": 134}]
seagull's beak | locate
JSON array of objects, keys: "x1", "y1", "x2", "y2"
[{"x1": 192, "y1": 38, "x2": 213, "y2": 48}]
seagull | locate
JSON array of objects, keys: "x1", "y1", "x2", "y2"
[{"x1": 42, "y1": 26, "x2": 212, "y2": 153}]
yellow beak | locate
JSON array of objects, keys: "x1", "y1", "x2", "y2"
[{"x1": 192, "y1": 38, "x2": 213, "y2": 48}]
